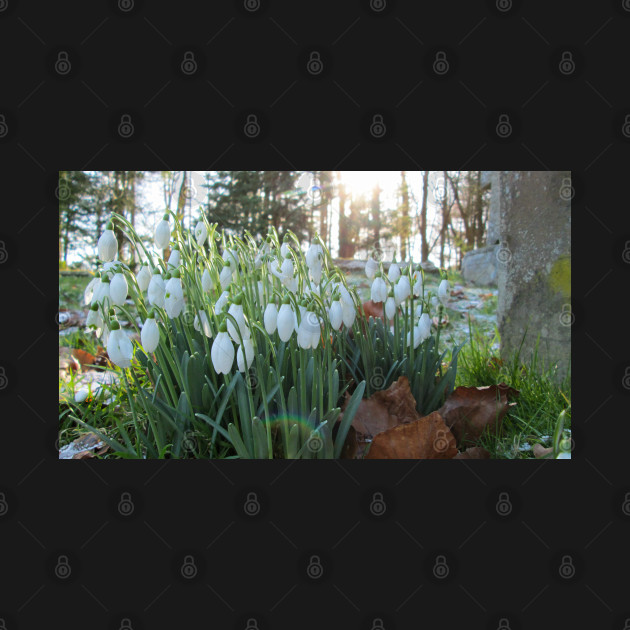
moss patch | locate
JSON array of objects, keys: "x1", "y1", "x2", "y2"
[{"x1": 548, "y1": 256, "x2": 571, "y2": 299}]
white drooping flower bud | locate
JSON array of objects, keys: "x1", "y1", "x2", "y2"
[
  {"x1": 438, "y1": 279, "x2": 449, "y2": 305},
  {"x1": 297, "y1": 310, "x2": 320, "y2": 349},
  {"x1": 193, "y1": 310, "x2": 212, "y2": 338},
  {"x1": 136, "y1": 263, "x2": 152, "y2": 292},
  {"x1": 309, "y1": 260, "x2": 323, "y2": 285},
  {"x1": 329, "y1": 300, "x2": 343, "y2": 331},
  {"x1": 86, "y1": 303, "x2": 103, "y2": 336},
  {"x1": 154, "y1": 214, "x2": 171, "y2": 250},
  {"x1": 385, "y1": 296, "x2": 396, "y2": 320},
  {"x1": 280, "y1": 242, "x2": 290, "y2": 258},
  {"x1": 167, "y1": 248, "x2": 180, "y2": 269},
  {"x1": 417, "y1": 313, "x2": 432, "y2": 341},
  {"x1": 280, "y1": 256, "x2": 294, "y2": 279},
  {"x1": 195, "y1": 221, "x2": 208, "y2": 247},
  {"x1": 306, "y1": 242, "x2": 323, "y2": 269},
  {"x1": 141, "y1": 316, "x2": 160, "y2": 353},
  {"x1": 227, "y1": 297, "x2": 250, "y2": 343},
  {"x1": 222, "y1": 248, "x2": 239, "y2": 268},
  {"x1": 211, "y1": 323, "x2": 234, "y2": 375},
  {"x1": 94, "y1": 276, "x2": 111, "y2": 308},
  {"x1": 236, "y1": 338, "x2": 255, "y2": 372},
  {"x1": 201, "y1": 268, "x2": 214, "y2": 293},
  {"x1": 264, "y1": 303, "x2": 278, "y2": 335},
  {"x1": 365, "y1": 257, "x2": 378, "y2": 280},
  {"x1": 341, "y1": 300, "x2": 356, "y2": 328},
  {"x1": 394, "y1": 276, "x2": 411, "y2": 305},
  {"x1": 110, "y1": 271, "x2": 128, "y2": 306},
  {"x1": 98, "y1": 225, "x2": 118, "y2": 262},
  {"x1": 219, "y1": 261, "x2": 233, "y2": 289},
  {"x1": 277, "y1": 301, "x2": 295, "y2": 342},
  {"x1": 148, "y1": 271, "x2": 166, "y2": 308},
  {"x1": 388, "y1": 262, "x2": 401, "y2": 283},
  {"x1": 107, "y1": 321, "x2": 133, "y2": 368},
  {"x1": 164, "y1": 275, "x2": 185, "y2": 318},
  {"x1": 214, "y1": 290, "x2": 229, "y2": 314},
  {"x1": 371, "y1": 273, "x2": 388, "y2": 303},
  {"x1": 84, "y1": 276, "x2": 99, "y2": 305}
]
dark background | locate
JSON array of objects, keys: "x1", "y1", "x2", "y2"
[{"x1": 0, "y1": 0, "x2": 628, "y2": 628}]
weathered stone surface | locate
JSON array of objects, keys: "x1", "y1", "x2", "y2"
[
  {"x1": 486, "y1": 171, "x2": 501, "y2": 247},
  {"x1": 461, "y1": 245, "x2": 498, "y2": 286},
  {"x1": 496, "y1": 171, "x2": 571, "y2": 381}
]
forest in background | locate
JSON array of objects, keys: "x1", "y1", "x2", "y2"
[{"x1": 58, "y1": 171, "x2": 490, "y2": 270}]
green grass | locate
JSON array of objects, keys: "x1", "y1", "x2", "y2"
[
  {"x1": 59, "y1": 272, "x2": 92, "y2": 311},
  {"x1": 455, "y1": 323, "x2": 571, "y2": 459}
]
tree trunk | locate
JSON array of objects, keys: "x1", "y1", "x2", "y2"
[
  {"x1": 420, "y1": 171, "x2": 429, "y2": 262},
  {"x1": 400, "y1": 171, "x2": 409, "y2": 261},
  {"x1": 439, "y1": 170, "x2": 448, "y2": 268},
  {"x1": 371, "y1": 184, "x2": 381, "y2": 250}
]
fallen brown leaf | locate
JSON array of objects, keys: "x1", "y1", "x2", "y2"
[
  {"x1": 71, "y1": 348, "x2": 97, "y2": 370},
  {"x1": 454, "y1": 446, "x2": 491, "y2": 459},
  {"x1": 533, "y1": 444, "x2": 553, "y2": 459},
  {"x1": 59, "y1": 432, "x2": 110, "y2": 459},
  {"x1": 59, "y1": 347, "x2": 80, "y2": 374},
  {"x1": 365, "y1": 411, "x2": 457, "y2": 459},
  {"x1": 438, "y1": 384, "x2": 519, "y2": 447}
]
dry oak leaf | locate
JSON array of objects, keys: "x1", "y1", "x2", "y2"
[
  {"x1": 533, "y1": 444, "x2": 553, "y2": 459},
  {"x1": 59, "y1": 347, "x2": 80, "y2": 374},
  {"x1": 454, "y1": 446, "x2": 491, "y2": 459},
  {"x1": 366, "y1": 411, "x2": 457, "y2": 459},
  {"x1": 438, "y1": 384, "x2": 519, "y2": 447}
]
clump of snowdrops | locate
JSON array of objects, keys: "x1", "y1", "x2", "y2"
[{"x1": 78, "y1": 211, "x2": 460, "y2": 459}]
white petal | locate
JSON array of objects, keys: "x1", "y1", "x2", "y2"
[
  {"x1": 141, "y1": 317, "x2": 160, "y2": 353},
  {"x1": 110, "y1": 273, "x2": 128, "y2": 306},
  {"x1": 264, "y1": 303, "x2": 278, "y2": 335},
  {"x1": 385, "y1": 297, "x2": 396, "y2": 320},
  {"x1": 136, "y1": 266, "x2": 152, "y2": 292},
  {"x1": 154, "y1": 220, "x2": 171, "y2": 250},
  {"x1": 388, "y1": 263, "x2": 400, "y2": 283},
  {"x1": 98, "y1": 230, "x2": 118, "y2": 262},
  {"x1": 201, "y1": 268, "x2": 214, "y2": 293},
  {"x1": 107, "y1": 329, "x2": 133, "y2": 368},
  {"x1": 148, "y1": 275, "x2": 165, "y2": 308},
  {"x1": 329, "y1": 301, "x2": 343, "y2": 331},
  {"x1": 195, "y1": 221, "x2": 208, "y2": 247},
  {"x1": 365, "y1": 258, "x2": 378, "y2": 280},
  {"x1": 277, "y1": 304, "x2": 294, "y2": 342},
  {"x1": 211, "y1": 332, "x2": 234, "y2": 374},
  {"x1": 236, "y1": 339, "x2": 255, "y2": 372}
]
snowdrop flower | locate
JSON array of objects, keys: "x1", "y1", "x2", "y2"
[
  {"x1": 365, "y1": 257, "x2": 378, "y2": 280},
  {"x1": 86, "y1": 303, "x2": 103, "y2": 335},
  {"x1": 280, "y1": 256, "x2": 294, "y2": 279},
  {"x1": 98, "y1": 223, "x2": 118, "y2": 262},
  {"x1": 277, "y1": 298, "x2": 295, "y2": 342},
  {"x1": 306, "y1": 241, "x2": 323, "y2": 269},
  {"x1": 154, "y1": 214, "x2": 171, "y2": 250},
  {"x1": 201, "y1": 268, "x2": 214, "y2": 293},
  {"x1": 280, "y1": 241, "x2": 291, "y2": 258},
  {"x1": 438, "y1": 279, "x2": 450, "y2": 305},
  {"x1": 297, "y1": 309, "x2": 320, "y2": 349},
  {"x1": 193, "y1": 310, "x2": 212, "y2": 338},
  {"x1": 431, "y1": 296, "x2": 439, "y2": 310},
  {"x1": 388, "y1": 261, "x2": 401, "y2": 283},
  {"x1": 284, "y1": 275, "x2": 299, "y2": 293},
  {"x1": 257, "y1": 280, "x2": 265, "y2": 304},
  {"x1": 385, "y1": 294, "x2": 396, "y2": 320},
  {"x1": 371, "y1": 273, "x2": 388, "y2": 303},
  {"x1": 136, "y1": 263, "x2": 152, "y2": 292},
  {"x1": 84, "y1": 275, "x2": 99, "y2": 305},
  {"x1": 148, "y1": 270, "x2": 166, "y2": 308},
  {"x1": 141, "y1": 313, "x2": 160, "y2": 353},
  {"x1": 264, "y1": 303, "x2": 278, "y2": 335},
  {"x1": 107, "y1": 321, "x2": 133, "y2": 368},
  {"x1": 167, "y1": 248, "x2": 180, "y2": 269},
  {"x1": 227, "y1": 294, "x2": 251, "y2": 343},
  {"x1": 219, "y1": 260, "x2": 234, "y2": 289},
  {"x1": 110, "y1": 271, "x2": 128, "y2": 306},
  {"x1": 211, "y1": 321, "x2": 234, "y2": 374},
  {"x1": 236, "y1": 338, "x2": 255, "y2": 372},
  {"x1": 214, "y1": 290, "x2": 229, "y2": 314},
  {"x1": 406, "y1": 325, "x2": 423, "y2": 350},
  {"x1": 222, "y1": 248, "x2": 239, "y2": 268},
  {"x1": 417, "y1": 313, "x2": 432, "y2": 341},
  {"x1": 341, "y1": 299, "x2": 356, "y2": 328},
  {"x1": 164, "y1": 273, "x2": 185, "y2": 318},
  {"x1": 329, "y1": 299, "x2": 343, "y2": 331},
  {"x1": 94, "y1": 276, "x2": 111, "y2": 308},
  {"x1": 309, "y1": 260, "x2": 323, "y2": 285},
  {"x1": 394, "y1": 276, "x2": 411, "y2": 305},
  {"x1": 413, "y1": 271, "x2": 423, "y2": 297},
  {"x1": 415, "y1": 303, "x2": 423, "y2": 318},
  {"x1": 295, "y1": 302, "x2": 307, "y2": 333},
  {"x1": 195, "y1": 221, "x2": 208, "y2": 247}
]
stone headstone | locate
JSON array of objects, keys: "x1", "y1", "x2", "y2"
[
  {"x1": 496, "y1": 171, "x2": 571, "y2": 381},
  {"x1": 461, "y1": 245, "x2": 499, "y2": 285}
]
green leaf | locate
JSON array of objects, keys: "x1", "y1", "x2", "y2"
[{"x1": 333, "y1": 380, "x2": 366, "y2": 458}]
